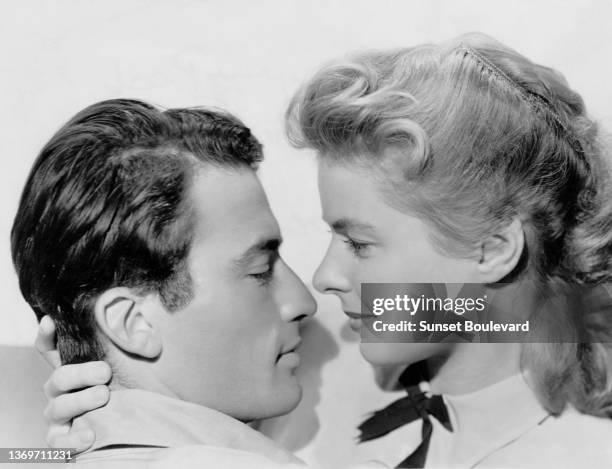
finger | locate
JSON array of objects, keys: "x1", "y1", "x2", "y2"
[
  {"x1": 47, "y1": 424, "x2": 95, "y2": 453},
  {"x1": 44, "y1": 362, "x2": 111, "y2": 398},
  {"x1": 35, "y1": 315, "x2": 61, "y2": 368},
  {"x1": 44, "y1": 385, "x2": 110, "y2": 423}
]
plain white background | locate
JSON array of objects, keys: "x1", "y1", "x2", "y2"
[
  {"x1": 1, "y1": 1, "x2": 611, "y2": 466},
  {"x1": 2, "y1": 0, "x2": 612, "y2": 344}
]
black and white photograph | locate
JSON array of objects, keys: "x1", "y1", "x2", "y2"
[{"x1": 1, "y1": 1, "x2": 612, "y2": 467}]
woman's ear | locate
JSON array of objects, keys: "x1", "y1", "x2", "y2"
[
  {"x1": 94, "y1": 288, "x2": 162, "y2": 359},
  {"x1": 477, "y1": 218, "x2": 525, "y2": 283}
]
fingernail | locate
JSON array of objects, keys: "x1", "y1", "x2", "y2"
[
  {"x1": 81, "y1": 429, "x2": 94, "y2": 443},
  {"x1": 40, "y1": 316, "x2": 53, "y2": 332}
]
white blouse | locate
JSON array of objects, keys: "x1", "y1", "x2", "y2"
[{"x1": 358, "y1": 373, "x2": 612, "y2": 468}]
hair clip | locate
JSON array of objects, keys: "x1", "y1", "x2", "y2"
[{"x1": 458, "y1": 44, "x2": 585, "y2": 159}]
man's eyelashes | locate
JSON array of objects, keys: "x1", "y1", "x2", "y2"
[
  {"x1": 250, "y1": 266, "x2": 274, "y2": 285},
  {"x1": 249, "y1": 252, "x2": 279, "y2": 285}
]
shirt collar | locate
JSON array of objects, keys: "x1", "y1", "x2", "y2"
[
  {"x1": 74, "y1": 388, "x2": 302, "y2": 466},
  {"x1": 427, "y1": 373, "x2": 550, "y2": 466},
  {"x1": 444, "y1": 372, "x2": 549, "y2": 435}
]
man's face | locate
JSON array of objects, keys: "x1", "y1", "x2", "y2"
[
  {"x1": 155, "y1": 166, "x2": 316, "y2": 422},
  {"x1": 314, "y1": 160, "x2": 480, "y2": 365}
]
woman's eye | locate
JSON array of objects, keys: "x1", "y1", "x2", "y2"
[{"x1": 343, "y1": 238, "x2": 370, "y2": 257}]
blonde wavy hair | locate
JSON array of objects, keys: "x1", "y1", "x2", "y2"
[{"x1": 286, "y1": 33, "x2": 612, "y2": 417}]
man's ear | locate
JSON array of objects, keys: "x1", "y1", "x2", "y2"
[
  {"x1": 477, "y1": 218, "x2": 525, "y2": 283},
  {"x1": 94, "y1": 288, "x2": 162, "y2": 359}
]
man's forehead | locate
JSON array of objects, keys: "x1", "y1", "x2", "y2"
[{"x1": 189, "y1": 166, "x2": 281, "y2": 242}]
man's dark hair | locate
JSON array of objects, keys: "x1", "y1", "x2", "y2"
[{"x1": 11, "y1": 99, "x2": 263, "y2": 364}]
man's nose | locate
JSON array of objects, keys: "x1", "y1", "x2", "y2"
[
  {"x1": 277, "y1": 260, "x2": 317, "y2": 322},
  {"x1": 312, "y1": 243, "x2": 352, "y2": 295}
]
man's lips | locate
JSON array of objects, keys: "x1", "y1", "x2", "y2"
[{"x1": 276, "y1": 338, "x2": 301, "y2": 362}]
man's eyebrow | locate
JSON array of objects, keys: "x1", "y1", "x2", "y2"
[
  {"x1": 233, "y1": 237, "x2": 282, "y2": 269},
  {"x1": 329, "y1": 218, "x2": 376, "y2": 235}
]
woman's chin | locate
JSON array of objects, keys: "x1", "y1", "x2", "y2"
[{"x1": 359, "y1": 342, "x2": 450, "y2": 366}]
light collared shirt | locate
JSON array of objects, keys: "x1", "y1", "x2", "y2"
[
  {"x1": 73, "y1": 388, "x2": 306, "y2": 468},
  {"x1": 355, "y1": 373, "x2": 612, "y2": 468}
]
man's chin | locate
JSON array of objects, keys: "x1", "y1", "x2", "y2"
[
  {"x1": 273, "y1": 380, "x2": 303, "y2": 416},
  {"x1": 238, "y1": 380, "x2": 303, "y2": 423}
]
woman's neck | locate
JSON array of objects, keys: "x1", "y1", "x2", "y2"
[
  {"x1": 428, "y1": 342, "x2": 522, "y2": 395},
  {"x1": 427, "y1": 280, "x2": 539, "y2": 395}
]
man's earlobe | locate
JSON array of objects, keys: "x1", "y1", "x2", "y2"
[
  {"x1": 94, "y1": 288, "x2": 162, "y2": 359},
  {"x1": 477, "y1": 218, "x2": 525, "y2": 283}
]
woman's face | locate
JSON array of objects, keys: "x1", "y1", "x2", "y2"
[{"x1": 314, "y1": 159, "x2": 482, "y2": 365}]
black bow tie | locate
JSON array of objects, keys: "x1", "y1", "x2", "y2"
[{"x1": 357, "y1": 367, "x2": 453, "y2": 468}]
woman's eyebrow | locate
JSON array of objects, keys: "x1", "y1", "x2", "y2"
[{"x1": 330, "y1": 218, "x2": 376, "y2": 235}]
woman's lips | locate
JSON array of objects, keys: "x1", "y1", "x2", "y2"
[
  {"x1": 344, "y1": 311, "x2": 361, "y2": 320},
  {"x1": 349, "y1": 318, "x2": 362, "y2": 332},
  {"x1": 344, "y1": 311, "x2": 374, "y2": 332}
]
